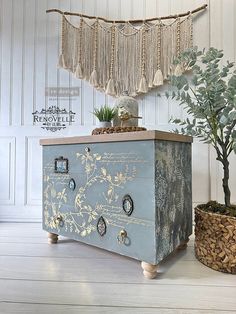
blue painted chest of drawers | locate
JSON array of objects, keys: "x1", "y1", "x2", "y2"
[{"x1": 40, "y1": 130, "x2": 192, "y2": 278}]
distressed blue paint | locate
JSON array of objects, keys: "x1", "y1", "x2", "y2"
[
  {"x1": 155, "y1": 141, "x2": 192, "y2": 263},
  {"x1": 42, "y1": 138, "x2": 192, "y2": 265}
]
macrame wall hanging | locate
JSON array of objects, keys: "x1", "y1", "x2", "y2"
[{"x1": 47, "y1": 4, "x2": 207, "y2": 98}]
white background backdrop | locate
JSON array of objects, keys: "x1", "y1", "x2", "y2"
[{"x1": 0, "y1": 0, "x2": 235, "y2": 221}]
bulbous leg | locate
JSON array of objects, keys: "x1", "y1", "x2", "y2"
[
  {"x1": 177, "y1": 238, "x2": 189, "y2": 250},
  {"x1": 47, "y1": 232, "x2": 58, "y2": 244},
  {"x1": 141, "y1": 261, "x2": 158, "y2": 279}
]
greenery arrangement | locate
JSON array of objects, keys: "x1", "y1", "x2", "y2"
[
  {"x1": 167, "y1": 46, "x2": 236, "y2": 213},
  {"x1": 92, "y1": 105, "x2": 117, "y2": 122}
]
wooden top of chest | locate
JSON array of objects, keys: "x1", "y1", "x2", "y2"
[{"x1": 40, "y1": 130, "x2": 192, "y2": 146}]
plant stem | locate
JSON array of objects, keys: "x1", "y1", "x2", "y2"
[
  {"x1": 222, "y1": 158, "x2": 231, "y2": 207},
  {"x1": 218, "y1": 141, "x2": 231, "y2": 206},
  {"x1": 216, "y1": 141, "x2": 231, "y2": 207}
]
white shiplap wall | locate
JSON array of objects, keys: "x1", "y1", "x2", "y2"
[{"x1": 0, "y1": 0, "x2": 235, "y2": 221}]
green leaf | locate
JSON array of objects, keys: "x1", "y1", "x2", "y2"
[
  {"x1": 228, "y1": 111, "x2": 236, "y2": 121},
  {"x1": 219, "y1": 115, "x2": 228, "y2": 125},
  {"x1": 233, "y1": 143, "x2": 236, "y2": 154},
  {"x1": 204, "y1": 139, "x2": 213, "y2": 144},
  {"x1": 172, "y1": 118, "x2": 182, "y2": 124},
  {"x1": 232, "y1": 130, "x2": 236, "y2": 139},
  {"x1": 189, "y1": 60, "x2": 196, "y2": 67}
]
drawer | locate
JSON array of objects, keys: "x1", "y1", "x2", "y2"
[
  {"x1": 44, "y1": 200, "x2": 156, "y2": 263},
  {"x1": 43, "y1": 140, "x2": 155, "y2": 178}
]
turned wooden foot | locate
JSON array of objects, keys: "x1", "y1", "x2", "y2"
[
  {"x1": 47, "y1": 232, "x2": 58, "y2": 244},
  {"x1": 177, "y1": 238, "x2": 189, "y2": 250},
  {"x1": 141, "y1": 261, "x2": 158, "y2": 279}
]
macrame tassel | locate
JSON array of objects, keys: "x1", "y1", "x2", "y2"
[
  {"x1": 138, "y1": 26, "x2": 148, "y2": 94},
  {"x1": 74, "y1": 63, "x2": 83, "y2": 79},
  {"x1": 89, "y1": 69, "x2": 98, "y2": 87},
  {"x1": 89, "y1": 20, "x2": 99, "y2": 88},
  {"x1": 76, "y1": 17, "x2": 84, "y2": 78},
  {"x1": 58, "y1": 16, "x2": 66, "y2": 69},
  {"x1": 138, "y1": 75, "x2": 148, "y2": 93},
  {"x1": 154, "y1": 20, "x2": 163, "y2": 87},
  {"x1": 106, "y1": 23, "x2": 117, "y2": 96},
  {"x1": 58, "y1": 54, "x2": 66, "y2": 68},
  {"x1": 174, "y1": 18, "x2": 183, "y2": 77},
  {"x1": 153, "y1": 69, "x2": 164, "y2": 86},
  {"x1": 106, "y1": 78, "x2": 116, "y2": 96},
  {"x1": 174, "y1": 64, "x2": 183, "y2": 76}
]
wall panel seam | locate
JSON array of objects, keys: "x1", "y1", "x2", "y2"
[
  {"x1": 0, "y1": 0, "x2": 2, "y2": 123},
  {"x1": 21, "y1": 0, "x2": 26, "y2": 126},
  {"x1": 24, "y1": 136, "x2": 29, "y2": 206},
  {"x1": 45, "y1": 0, "x2": 49, "y2": 111},
  {"x1": 9, "y1": 0, "x2": 14, "y2": 126},
  {"x1": 32, "y1": 0, "x2": 37, "y2": 118}
]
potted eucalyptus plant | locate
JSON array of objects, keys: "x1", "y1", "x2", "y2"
[
  {"x1": 167, "y1": 46, "x2": 236, "y2": 273},
  {"x1": 93, "y1": 105, "x2": 117, "y2": 128}
]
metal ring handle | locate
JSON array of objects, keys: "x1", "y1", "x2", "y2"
[
  {"x1": 117, "y1": 229, "x2": 127, "y2": 244},
  {"x1": 54, "y1": 214, "x2": 64, "y2": 227}
]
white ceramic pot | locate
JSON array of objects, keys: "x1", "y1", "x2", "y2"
[{"x1": 98, "y1": 121, "x2": 112, "y2": 128}]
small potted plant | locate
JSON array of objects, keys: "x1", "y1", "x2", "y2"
[
  {"x1": 167, "y1": 46, "x2": 236, "y2": 274},
  {"x1": 93, "y1": 105, "x2": 117, "y2": 128}
]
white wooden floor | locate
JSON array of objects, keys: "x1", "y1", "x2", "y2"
[{"x1": 0, "y1": 223, "x2": 235, "y2": 314}]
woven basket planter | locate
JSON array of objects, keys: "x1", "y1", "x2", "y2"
[{"x1": 195, "y1": 207, "x2": 236, "y2": 274}]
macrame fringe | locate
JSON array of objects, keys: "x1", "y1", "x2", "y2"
[
  {"x1": 59, "y1": 13, "x2": 193, "y2": 96},
  {"x1": 148, "y1": 82, "x2": 153, "y2": 88},
  {"x1": 74, "y1": 63, "x2": 83, "y2": 79},
  {"x1": 174, "y1": 64, "x2": 183, "y2": 76},
  {"x1": 58, "y1": 54, "x2": 66, "y2": 68},
  {"x1": 153, "y1": 69, "x2": 164, "y2": 86},
  {"x1": 89, "y1": 69, "x2": 98, "y2": 87},
  {"x1": 138, "y1": 75, "x2": 148, "y2": 93},
  {"x1": 105, "y1": 78, "x2": 116, "y2": 96}
]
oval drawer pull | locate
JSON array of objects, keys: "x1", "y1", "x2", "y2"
[
  {"x1": 97, "y1": 216, "x2": 106, "y2": 236},
  {"x1": 122, "y1": 195, "x2": 134, "y2": 216},
  {"x1": 68, "y1": 178, "x2": 76, "y2": 190}
]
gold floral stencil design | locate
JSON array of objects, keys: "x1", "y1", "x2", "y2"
[
  {"x1": 44, "y1": 172, "x2": 68, "y2": 230},
  {"x1": 74, "y1": 151, "x2": 138, "y2": 235},
  {"x1": 44, "y1": 150, "x2": 153, "y2": 237}
]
